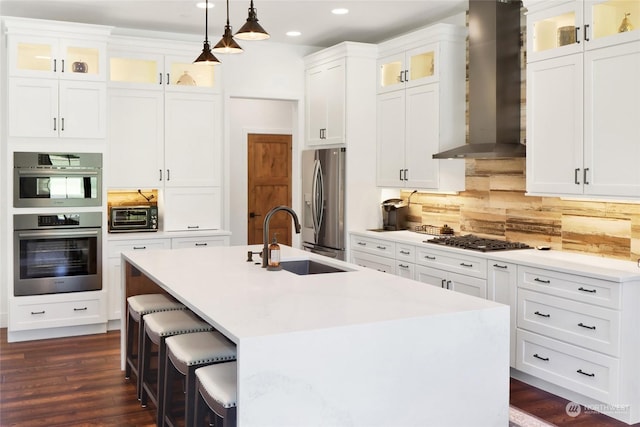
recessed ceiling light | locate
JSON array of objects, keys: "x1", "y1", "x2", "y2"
[
  {"x1": 286, "y1": 31, "x2": 301, "y2": 37},
  {"x1": 196, "y1": 2, "x2": 214, "y2": 8},
  {"x1": 332, "y1": 8, "x2": 349, "y2": 15}
]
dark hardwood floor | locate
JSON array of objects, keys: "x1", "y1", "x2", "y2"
[{"x1": 0, "y1": 328, "x2": 637, "y2": 426}]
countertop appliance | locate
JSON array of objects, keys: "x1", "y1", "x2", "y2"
[
  {"x1": 301, "y1": 148, "x2": 346, "y2": 260},
  {"x1": 109, "y1": 205, "x2": 158, "y2": 232},
  {"x1": 426, "y1": 234, "x2": 532, "y2": 252},
  {"x1": 381, "y1": 198, "x2": 408, "y2": 231},
  {"x1": 14, "y1": 151, "x2": 102, "y2": 208},
  {"x1": 13, "y1": 212, "x2": 102, "y2": 296}
]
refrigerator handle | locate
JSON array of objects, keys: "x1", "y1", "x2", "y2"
[{"x1": 311, "y1": 159, "x2": 325, "y2": 241}]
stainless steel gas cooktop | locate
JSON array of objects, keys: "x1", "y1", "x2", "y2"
[{"x1": 425, "y1": 235, "x2": 532, "y2": 252}]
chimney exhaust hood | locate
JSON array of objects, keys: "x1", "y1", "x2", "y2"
[{"x1": 433, "y1": 0, "x2": 524, "y2": 160}]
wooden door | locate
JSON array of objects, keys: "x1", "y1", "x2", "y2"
[{"x1": 247, "y1": 134, "x2": 293, "y2": 245}]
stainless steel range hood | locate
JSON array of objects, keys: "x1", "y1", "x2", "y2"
[{"x1": 433, "y1": 0, "x2": 524, "y2": 159}]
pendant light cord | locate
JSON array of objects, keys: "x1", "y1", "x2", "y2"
[{"x1": 204, "y1": 0, "x2": 209, "y2": 42}]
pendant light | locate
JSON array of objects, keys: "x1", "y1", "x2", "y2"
[
  {"x1": 194, "y1": 0, "x2": 220, "y2": 64},
  {"x1": 213, "y1": 0, "x2": 243, "y2": 54},
  {"x1": 235, "y1": 0, "x2": 270, "y2": 41}
]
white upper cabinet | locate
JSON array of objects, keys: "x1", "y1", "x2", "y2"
[
  {"x1": 377, "y1": 43, "x2": 438, "y2": 94},
  {"x1": 525, "y1": 1, "x2": 640, "y2": 198},
  {"x1": 4, "y1": 18, "x2": 111, "y2": 140},
  {"x1": 305, "y1": 58, "x2": 345, "y2": 145},
  {"x1": 526, "y1": 0, "x2": 640, "y2": 63},
  {"x1": 375, "y1": 24, "x2": 466, "y2": 192}
]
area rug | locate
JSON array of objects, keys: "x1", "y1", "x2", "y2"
[{"x1": 509, "y1": 405, "x2": 557, "y2": 427}]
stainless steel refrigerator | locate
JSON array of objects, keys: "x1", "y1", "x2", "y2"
[{"x1": 301, "y1": 147, "x2": 346, "y2": 260}]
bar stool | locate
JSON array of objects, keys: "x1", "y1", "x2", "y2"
[
  {"x1": 194, "y1": 361, "x2": 237, "y2": 427},
  {"x1": 126, "y1": 294, "x2": 185, "y2": 399},
  {"x1": 140, "y1": 310, "x2": 213, "y2": 424},
  {"x1": 163, "y1": 331, "x2": 236, "y2": 427}
]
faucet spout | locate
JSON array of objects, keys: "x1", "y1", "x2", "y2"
[{"x1": 262, "y1": 205, "x2": 301, "y2": 268}]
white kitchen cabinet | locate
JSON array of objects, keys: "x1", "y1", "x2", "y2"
[
  {"x1": 416, "y1": 265, "x2": 487, "y2": 298},
  {"x1": 415, "y1": 246, "x2": 487, "y2": 298},
  {"x1": 395, "y1": 243, "x2": 416, "y2": 280},
  {"x1": 304, "y1": 42, "x2": 376, "y2": 148},
  {"x1": 377, "y1": 43, "x2": 438, "y2": 94},
  {"x1": 351, "y1": 250, "x2": 396, "y2": 274},
  {"x1": 376, "y1": 24, "x2": 466, "y2": 192},
  {"x1": 305, "y1": 58, "x2": 345, "y2": 145},
  {"x1": 163, "y1": 187, "x2": 222, "y2": 232},
  {"x1": 349, "y1": 233, "x2": 406, "y2": 276},
  {"x1": 106, "y1": 238, "x2": 171, "y2": 321},
  {"x1": 526, "y1": 0, "x2": 640, "y2": 199},
  {"x1": 171, "y1": 235, "x2": 230, "y2": 249},
  {"x1": 4, "y1": 18, "x2": 110, "y2": 140},
  {"x1": 488, "y1": 260, "x2": 518, "y2": 367}
]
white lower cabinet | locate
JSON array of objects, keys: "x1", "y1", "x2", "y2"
[
  {"x1": 10, "y1": 293, "x2": 104, "y2": 331},
  {"x1": 350, "y1": 234, "x2": 417, "y2": 277},
  {"x1": 415, "y1": 246, "x2": 487, "y2": 298},
  {"x1": 172, "y1": 235, "x2": 230, "y2": 249},
  {"x1": 488, "y1": 260, "x2": 517, "y2": 367},
  {"x1": 350, "y1": 251, "x2": 395, "y2": 274}
]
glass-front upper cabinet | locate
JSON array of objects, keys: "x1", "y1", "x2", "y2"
[
  {"x1": 378, "y1": 44, "x2": 438, "y2": 93},
  {"x1": 109, "y1": 51, "x2": 219, "y2": 91},
  {"x1": 527, "y1": 0, "x2": 639, "y2": 62},
  {"x1": 8, "y1": 35, "x2": 107, "y2": 81}
]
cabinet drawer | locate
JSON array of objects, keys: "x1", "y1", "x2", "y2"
[
  {"x1": 516, "y1": 329, "x2": 619, "y2": 404},
  {"x1": 395, "y1": 261, "x2": 415, "y2": 280},
  {"x1": 12, "y1": 298, "x2": 103, "y2": 331},
  {"x1": 108, "y1": 238, "x2": 171, "y2": 258},
  {"x1": 172, "y1": 236, "x2": 229, "y2": 249},
  {"x1": 518, "y1": 266, "x2": 621, "y2": 309},
  {"x1": 416, "y1": 247, "x2": 487, "y2": 279},
  {"x1": 396, "y1": 243, "x2": 416, "y2": 263},
  {"x1": 518, "y1": 289, "x2": 620, "y2": 356},
  {"x1": 350, "y1": 251, "x2": 395, "y2": 274},
  {"x1": 350, "y1": 235, "x2": 395, "y2": 258}
]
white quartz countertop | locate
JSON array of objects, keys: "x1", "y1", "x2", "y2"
[
  {"x1": 108, "y1": 229, "x2": 231, "y2": 240},
  {"x1": 350, "y1": 230, "x2": 640, "y2": 282},
  {"x1": 122, "y1": 244, "x2": 504, "y2": 343}
]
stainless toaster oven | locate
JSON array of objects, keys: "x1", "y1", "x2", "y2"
[{"x1": 109, "y1": 206, "x2": 158, "y2": 232}]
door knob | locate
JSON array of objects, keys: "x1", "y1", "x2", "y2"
[{"x1": 249, "y1": 212, "x2": 262, "y2": 218}]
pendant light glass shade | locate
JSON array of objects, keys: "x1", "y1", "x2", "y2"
[
  {"x1": 213, "y1": 0, "x2": 243, "y2": 54},
  {"x1": 235, "y1": 0, "x2": 270, "y2": 40},
  {"x1": 194, "y1": 0, "x2": 220, "y2": 64}
]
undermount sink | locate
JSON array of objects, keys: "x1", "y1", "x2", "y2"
[{"x1": 280, "y1": 259, "x2": 349, "y2": 275}]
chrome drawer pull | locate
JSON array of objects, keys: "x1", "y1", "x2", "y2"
[
  {"x1": 357, "y1": 242, "x2": 366, "y2": 246},
  {"x1": 30, "y1": 310, "x2": 45, "y2": 315},
  {"x1": 133, "y1": 246, "x2": 147, "y2": 250},
  {"x1": 460, "y1": 262, "x2": 473, "y2": 268},
  {"x1": 195, "y1": 243, "x2": 208, "y2": 247},
  {"x1": 534, "y1": 278, "x2": 551, "y2": 284},
  {"x1": 424, "y1": 255, "x2": 436, "y2": 260},
  {"x1": 577, "y1": 369, "x2": 595, "y2": 377},
  {"x1": 74, "y1": 307, "x2": 88, "y2": 312},
  {"x1": 533, "y1": 353, "x2": 549, "y2": 362},
  {"x1": 376, "y1": 245, "x2": 386, "y2": 250},
  {"x1": 578, "y1": 322, "x2": 596, "y2": 330},
  {"x1": 187, "y1": 225, "x2": 200, "y2": 229},
  {"x1": 493, "y1": 264, "x2": 508, "y2": 269},
  {"x1": 400, "y1": 250, "x2": 410, "y2": 255},
  {"x1": 534, "y1": 311, "x2": 550, "y2": 318},
  {"x1": 578, "y1": 287, "x2": 596, "y2": 293},
  {"x1": 398, "y1": 264, "x2": 409, "y2": 269}
]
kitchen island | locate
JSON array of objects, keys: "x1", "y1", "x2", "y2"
[{"x1": 121, "y1": 245, "x2": 509, "y2": 427}]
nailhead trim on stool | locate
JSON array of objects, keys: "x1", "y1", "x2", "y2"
[
  {"x1": 194, "y1": 361, "x2": 238, "y2": 427},
  {"x1": 126, "y1": 294, "x2": 185, "y2": 400},
  {"x1": 140, "y1": 310, "x2": 212, "y2": 425},
  {"x1": 163, "y1": 331, "x2": 237, "y2": 427}
]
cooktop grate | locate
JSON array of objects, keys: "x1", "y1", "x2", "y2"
[{"x1": 425, "y1": 234, "x2": 532, "y2": 252}]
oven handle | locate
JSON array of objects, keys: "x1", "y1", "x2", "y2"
[
  {"x1": 17, "y1": 169, "x2": 99, "y2": 177},
  {"x1": 16, "y1": 229, "x2": 100, "y2": 239}
]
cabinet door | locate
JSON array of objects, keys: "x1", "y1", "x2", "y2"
[
  {"x1": 164, "y1": 92, "x2": 221, "y2": 187},
  {"x1": 527, "y1": 2, "x2": 583, "y2": 62},
  {"x1": 405, "y1": 44, "x2": 438, "y2": 89},
  {"x1": 376, "y1": 90, "x2": 406, "y2": 187},
  {"x1": 58, "y1": 81, "x2": 106, "y2": 138},
  {"x1": 109, "y1": 50, "x2": 164, "y2": 88},
  {"x1": 448, "y1": 272, "x2": 487, "y2": 298},
  {"x1": 163, "y1": 186, "x2": 222, "y2": 231},
  {"x1": 585, "y1": 0, "x2": 640, "y2": 51},
  {"x1": 306, "y1": 64, "x2": 327, "y2": 144},
  {"x1": 395, "y1": 262, "x2": 415, "y2": 280},
  {"x1": 526, "y1": 54, "x2": 584, "y2": 195},
  {"x1": 58, "y1": 38, "x2": 107, "y2": 81},
  {"x1": 8, "y1": 77, "x2": 58, "y2": 138},
  {"x1": 107, "y1": 258, "x2": 122, "y2": 321},
  {"x1": 488, "y1": 260, "x2": 517, "y2": 367},
  {"x1": 377, "y1": 51, "x2": 405, "y2": 94},
  {"x1": 108, "y1": 88, "x2": 164, "y2": 188},
  {"x1": 404, "y1": 83, "x2": 439, "y2": 189},
  {"x1": 8, "y1": 35, "x2": 60, "y2": 78},
  {"x1": 165, "y1": 55, "x2": 219, "y2": 91},
  {"x1": 415, "y1": 265, "x2": 446, "y2": 289},
  {"x1": 584, "y1": 41, "x2": 640, "y2": 197},
  {"x1": 324, "y1": 59, "x2": 346, "y2": 144}
]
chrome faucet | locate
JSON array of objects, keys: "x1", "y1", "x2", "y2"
[{"x1": 262, "y1": 206, "x2": 301, "y2": 268}]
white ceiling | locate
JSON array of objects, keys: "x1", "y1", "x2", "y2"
[{"x1": 0, "y1": 0, "x2": 468, "y2": 48}]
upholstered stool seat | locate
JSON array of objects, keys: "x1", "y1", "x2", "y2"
[
  {"x1": 140, "y1": 310, "x2": 212, "y2": 424},
  {"x1": 194, "y1": 361, "x2": 238, "y2": 427},
  {"x1": 163, "y1": 331, "x2": 236, "y2": 427},
  {"x1": 125, "y1": 294, "x2": 185, "y2": 399}
]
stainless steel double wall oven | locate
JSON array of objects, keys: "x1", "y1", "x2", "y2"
[{"x1": 13, "y1": 152, "x2": 103, "y2": 296}]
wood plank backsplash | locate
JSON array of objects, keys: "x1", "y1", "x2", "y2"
[{"x1": 400, "y1": 11, "x2": 640, "y2": 262}]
